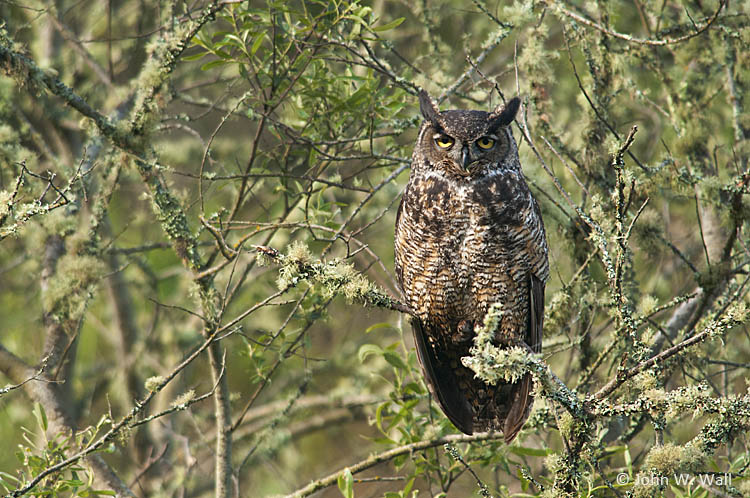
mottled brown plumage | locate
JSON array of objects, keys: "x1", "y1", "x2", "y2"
[{"x1": 394, "y1": 90, "x2": 549, "y2": 442}]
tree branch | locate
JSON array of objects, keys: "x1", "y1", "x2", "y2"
[
  {"x1": 284, "y1": 432, "x2": 501, "y2": 498},
  {"x1": 554, "y1": 0, "x2": 727, "y2": 46}
]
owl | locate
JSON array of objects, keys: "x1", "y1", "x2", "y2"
[{"x1": 394, "y1": 90, "x2": 549, "y2": 442}]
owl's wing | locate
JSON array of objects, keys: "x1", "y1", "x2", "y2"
[
  {"x1": 502, "y1": 273, "x2": 545, "y2": 442},
  {"x1": 411, "y1": 318, "x2": 474, "y2": 434},
  {"x1": 529, "y1": 272, "x2": 545, "y2": 354}
]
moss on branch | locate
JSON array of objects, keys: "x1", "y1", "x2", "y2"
[{"x1": 257, "y1": 242, "x2": 413, "y2": 316}]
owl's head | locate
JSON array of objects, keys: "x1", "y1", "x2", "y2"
[{"x1": 413, "y1": 90, "x2": 521, "y2": 180}]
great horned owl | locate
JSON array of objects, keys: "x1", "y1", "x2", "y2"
[{"x1": 394, "y1": 90, "x2": 549, "y2": 442}]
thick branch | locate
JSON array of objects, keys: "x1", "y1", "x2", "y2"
[{"x1": 0, "y1": 34, "x2": 121, "y2": 141}]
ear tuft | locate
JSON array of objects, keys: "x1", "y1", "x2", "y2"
[
  {"x1": 418, "y1": 89, "x2": 442, "y2": 127},
  {"x1": 488, "y1": 96, "x2": 521, "y2": 131}
]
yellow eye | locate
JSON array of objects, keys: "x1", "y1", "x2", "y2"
[
  {"x1": 435, "y1": 135, "x2": 454, "y2": 148},
  {"x1": 476, "y1": 137, "x2": 495, "y2": 149}
]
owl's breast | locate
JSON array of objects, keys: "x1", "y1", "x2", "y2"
[
  {"x1": 396, "y1": 169, "x2": 534, "y2": 332},
  {"x1": 395, "y1": 174, "x2": 466, "y2": 321},
  {"x1": 469, "y1": 171, "x2": 529, "y2": 227},
  {"x1": 459, "y1": 173, "x2": 532, "y2": 316},
  {"x1": 395, "y1": 172, "x2": 529, "y2": 325}
]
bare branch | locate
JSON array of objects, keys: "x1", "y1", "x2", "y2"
[{"x1": 284, "y1": 432, "x2": 502, "y2": 498}]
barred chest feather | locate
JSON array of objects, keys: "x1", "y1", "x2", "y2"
[{"x1": 395, "y1": 169, "x2": 543, "y2": 341}]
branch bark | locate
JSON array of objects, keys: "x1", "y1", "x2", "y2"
[{"x1": 284, "y1": 432, "x2": 502, "y2": 498}]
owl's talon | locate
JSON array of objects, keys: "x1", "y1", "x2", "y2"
[{"x1": 455, "y1": 319, "x2": 474, "y2": 343}]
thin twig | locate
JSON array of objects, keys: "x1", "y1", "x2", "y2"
[{"x1": 284, "y1": 433, "x2": 502, "y2": 498}]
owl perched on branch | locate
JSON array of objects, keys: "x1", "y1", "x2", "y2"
[{"x1": 394, "y1": 90, "x2": 549, "y2": 442}]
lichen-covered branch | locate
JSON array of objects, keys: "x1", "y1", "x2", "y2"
[{"x1": 254, "y1": 242, "x2": 414, "y2": 316}]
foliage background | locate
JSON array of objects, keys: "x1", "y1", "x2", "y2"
[{"x1": 1, "y1": 0, "x2": 749, "y2": 497}]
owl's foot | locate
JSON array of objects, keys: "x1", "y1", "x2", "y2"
[{"x1": 453, "y1": 319, "x2": 474, "y2": 344}]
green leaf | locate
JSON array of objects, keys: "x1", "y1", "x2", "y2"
[
  {"x1": 372, "y1": 17, "x2": 405, "y2": 32},
  {"x1": 358, "y1": 344, "x2": 382, "y2": 362},
  {"x1": 375, "y1": 403, "x2": 388, "y2": 434},
  {"x1": 354, "y1": 5, "x2": 373, "y2": 18},
  {"x1": 182, "y1": 51, "x2": 209, "y2": 61},
  {"x1": 0, "y1": 471, "x2": 19, "y2": 484},
  {"x1": 201, "y1": 59, "x2": 229, "y2": 71},
  {"x1": 402, "y1": 477, "x2": 415, "y2": 495},
  {"x1": 33, "y1": 403, "x2": 48, "y2": 432},
  {"x1": 251, "y1": 34, "x2": 265, "y2": 55},
  {"x1": 383, "y1": 351, "x2": 408, "y2": 371},
  {"x1": 402, "y1": 382, "x2": 423, "y2": 394},
  {"x1": 337, "y1": 468, "x2": 354, "y2": 498},
  {"x1": 364, "y1": 322, "x2": 394, "y2": 334},
  {"x1": 345, "y1": 85, "x2": 370, "y2": 108},
  {"x1": 624, "y1": 447, "x2": 632, "y2": 475},
  {"x1": 223, "y1": 33, "x2": 245, "y2": 48}
]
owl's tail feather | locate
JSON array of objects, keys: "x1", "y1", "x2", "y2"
[
  {"x1": 503, "y1": 373, "x2": 533, "y2": 443},
  {"x1": 411, "y1": 318, "x2": 474, "y2": 435},
  {"x1": 501, "y1": 273, "x2": 545, "y2": 442}
]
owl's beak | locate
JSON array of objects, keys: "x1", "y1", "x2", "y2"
[{"x1": 460, "y1": 146, "x2": 470, "y2": 169}]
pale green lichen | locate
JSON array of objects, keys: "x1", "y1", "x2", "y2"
[
  {"x1": 737, "y1": 478, "x2": 750, "y2": 497},
  {"x1": 587, "y1": 194, "x2": 614, "y2": 236},
  {"x1": 115, "y1": 424, "x2": 133, "y2": 447},
  {"x1": 255, "y1": 251, "x2": 271, "y2": 267},
  {"x1": 144, "y1": 376, "x2": 166, "y2": 392},
  {"x1": 460, "y1": 304, "x2": 586, "y2": 418},
  {"x1": 633, "y1": 370, "x2": 659, "y2": 392},
  {"x1": 544, "y1": 452, "x2": 564, "y2": 474},
  {"x1": 632, "y1": 209, "x2": 663, "y2": 252},
  {"x1": 631, "y1": 472, "x2": 659, "y2": 498},
  {"x1": 664, "y1": 385, "x2": 711, "y2": 421},
  {"x1": 172, "y1": 389, "x2": 196, "y2": 408},
  {"x1": 539, "y1": 490, "x2": 561, "y2": 498},
  {"x1": 287, "y1": 240, "x2": 312, "y2": 265},
  {"x1": 276, "y1": 259, "x2": 302, "y2": 290},
  {"x1": 0, "y1": 189, "x2": 12, "y2": 221},
  {"x1": 638, "y1": 295, "x2": 659, "y2": 316},
  {"x1": 462, "y1": 343, "x2": 533, "y2": 386},
  {"x1": 335, "y1": 261, "x2": 375, "y2": 303},
  {"x1": 644, "y1": 442, "x2": 705, "y2": 479},
  {"x1": 15, "y1": 201, "x2": 48, "y2": 221},
  {"x1": 42, "y1": 253, "x2": 106, "y2": 321},
  {"x1": 644, "y1": 443, "x2": 683, "y2": 476},
  {"x1": 40, "y1": 208, "x2": 78, "y2": 237},
  {"x1": 461, "y1": 303, "x2": 533, "y2": 385},
  {"x1": 502, "y1": 0, "x2": 535, "y2": 25},
  {"x1": 275, "y1": 241, "x2": 385, "y2": 306},
  {"x1": 726, "y1": 301, "x2": 749, "y2": 324},
  {"x1": 516, "y1": 22, "x2": 555, "y2": 88},
  {"x1": 557, "y1": 412, "x2": 574, "y2": 440},
  {"x1": 544, "y1": 290, "x2": 571, "y2": 332}
]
